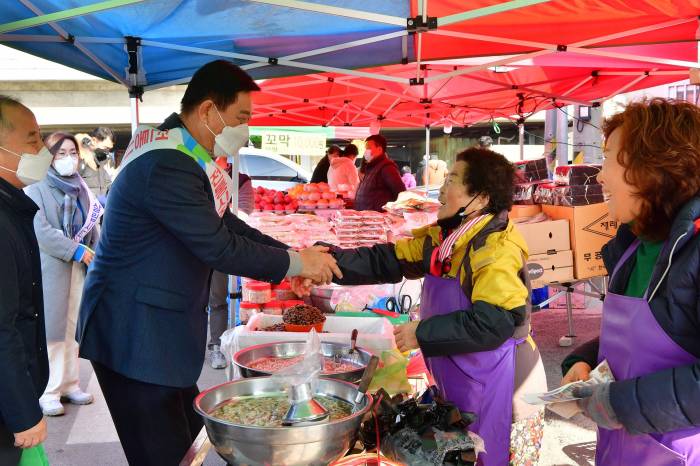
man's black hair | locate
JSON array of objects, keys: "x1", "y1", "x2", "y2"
[
  {"x1": 456, "y1": 147, "x2": 514, "y2": 214},
  {"x1": 89, "y1": 127, "x2": 115, "y2": 144},
  {"x1": 365, "y1": 134, "x2": 387, "y2": 152},
  {"x1": 181, "y1": 60, "x2": 261, "y2": 115}
]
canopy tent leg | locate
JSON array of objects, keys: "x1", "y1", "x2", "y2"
[
  {"x1": 518, "y1": 122, "x2": 525, "y2": 160},
  {"x1": 423, "y1": 125, "x2": 430, "y2": 189},
  {"x1": 129, "y1": 97, "x2": 139, "y2": 135},
  {"x1": 544, "y1": 109, "x2": 557, "y2": 177},
  {"x1": 556, "y1": 106, "x2": 569, "y2": 167}
]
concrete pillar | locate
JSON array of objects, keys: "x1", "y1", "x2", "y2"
[
  {"x1": 556, "y1": 106, "x2": 570, "y2": 167},
  {"x1": 544, "y1": 109, "x2": 557, "y2": 177},
  {"x1": 572, "y1": 105, "x2": 603, "y2": 164}
]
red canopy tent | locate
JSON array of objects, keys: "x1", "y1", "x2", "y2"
[{"x1": 251, "y1": 42, "x2": 695, "y2": 128}]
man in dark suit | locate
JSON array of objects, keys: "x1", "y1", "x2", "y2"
[
  {"x1": 0, "y1": 96, "x2": 50, "y2": 464},
  {"x1": 76, "y1": 61, "x2": 340, "y2": 465}
]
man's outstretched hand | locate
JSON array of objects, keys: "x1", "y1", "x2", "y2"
[{"x1": 298, "y1": 245, "x2": 342, "y2": 285}]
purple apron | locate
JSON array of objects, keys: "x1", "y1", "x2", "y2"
[
  {"x1": 597, "y1": 239, "x2": 700, "y2": 465},
  {"x1": 421, "y1": 240, "x2": 527, "y2": 466}
]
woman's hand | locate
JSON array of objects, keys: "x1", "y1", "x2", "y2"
[
  {"x1": 14, "y1": 418, "x2": 47, "y2": 449},
  {"x1": 81, "y1": 249, "x2": 95, "y2": 265},
  {"x1": 290, "y1": 276, "x2": 313, "y2": 297},
  {"x1": 393, "y1": 321, "x2": 420, "y2": 352},
  {"x1": 561, "y1": 361, "x2": 592, "y2": 386}
]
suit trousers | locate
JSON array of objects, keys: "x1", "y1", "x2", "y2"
[
  {"x1": 0, "y1": 423, "x2": 21, "y2": 466},
  {"x1": 208, "y1": 270, "x2": 229, "y2": 348},
  {"x1": 91, "y1": 361, "x2": 203, "y2": 466}
]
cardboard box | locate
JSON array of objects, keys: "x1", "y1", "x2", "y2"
[
  {"x1": 542, "y1": 204, "x2": 620, "y2": 279},
  {"x1": 515, "y1": 220, "x2": 571, "y2": 255},
  {"x1": 509, "y1": 205, "x2": 542, "y2": 220},
  {"x1": 527, "y1": 250, "x2": 574, "y2": 288}
]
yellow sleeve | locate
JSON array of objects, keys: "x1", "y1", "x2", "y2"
[
  {"x1": 468, "y1": 234, "x2": 528, "y2": 311},
  {"x1": 393, "y1": 228, "x2": 434, "y2": 279}
]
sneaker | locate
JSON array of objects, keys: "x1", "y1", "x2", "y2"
[
  {"x1": 63, "y1": 390, "x2": 94, "y2": 405},
  {"x1": 210, "y1": 348, "x2": 228, "y2": 370},
  {"x1": 40, "y1": 399, "x2": 65, "y2": 416}
]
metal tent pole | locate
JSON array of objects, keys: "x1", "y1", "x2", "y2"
[
  {"x1": 424, "y1": 126, "x2": 430, "y2": 188},
  {"x1": 556, "y1": 106, "x2": 569, "y2": 167},
  {"x1": 129, "y1": 97, "x2": 139, "y2": 134},
  {"x1": 518, "y1": 123, "x2": 525, "y2": 160}
]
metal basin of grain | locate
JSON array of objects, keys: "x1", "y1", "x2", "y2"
[{"x1": 194, "y1": 377, "x2": 371, "y2": 466}]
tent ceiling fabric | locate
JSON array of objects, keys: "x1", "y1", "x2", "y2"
[
  {"x1": 251, "y1": 41, "x2": 695, "y2": 128},
  {"x1": 1, "y1": 0, "x2": 699, "y2": 87}
]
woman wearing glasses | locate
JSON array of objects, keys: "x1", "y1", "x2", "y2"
[{"x1": 24, "y1": 132, "x2": 103, "y2": 416}]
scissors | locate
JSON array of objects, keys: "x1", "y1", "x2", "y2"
[{"x1": 364, "y1": 295, "x2": 413, "y2": 318}]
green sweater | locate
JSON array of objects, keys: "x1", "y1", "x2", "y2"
[
  {"x1": 624, "y1": 240, "x2": 663, "y2": 298},
  {"x1": 561, "y1": 239, "x2": 663, "y2": 375}
]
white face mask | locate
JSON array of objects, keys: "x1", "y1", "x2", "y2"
[
  {"x1": 53, "y1": 156, "x2": 78, "y2": 177},
  {"x1": 205, "y1": 107, "x2": 250, "y2": 158},
  {"x1": 0, "y1": 146, "x2": 53, "y2": 185},
  {"x1": 363, "y1": 150, "x2": 373, "y2": 162}
]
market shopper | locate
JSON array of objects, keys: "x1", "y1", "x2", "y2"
[
  {"x1": 0, "y1": 96, "x2": 50, "y2": 464},
  {"x1": 76, "y1": 127, "x2": 115, "y2": 203},
  {"x1": 24, "y1": 132, "x2": 101, "y2": 416},
  {"x1": 208, "y1": 172, "x2": 254, "y2": 370},
  {"x1": 327, "y1": 143, "x2": 359, "y2": 193},
  {"x1": 560, "y1": 98, "x2": 700, "y2": 464},
  {"x1": 310, "y1": 145, "x2": 339, "y2": 184},
  {"x1": 401, "y1": 165, "x2": 416, "y2": 189},
  {"x1": 76, "y1": 60, "x2": 341, "y2": 466},
  {"x1": 354, "y1": 134, "x2": 404, "y2": 211},
  {"x1": 308, "y1": 148, "x2": 548, "y2": 465},
  {"x1": 417, "y1": 153, "x2": 448, "y2": 187}
]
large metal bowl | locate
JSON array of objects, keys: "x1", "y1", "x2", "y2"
[
  {"x1": 233, "y1": 341, "x2": 372, "y2": 383},
  {"x1": 195, "y1": 377, "x2": 372, "y2": 465}
]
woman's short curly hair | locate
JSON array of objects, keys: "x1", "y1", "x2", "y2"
[
  {"x1": 456, "y1": 147, "x2": 514, "y2": 214},
  {"x1": 603, "y1": 98, "x2": 700, "y2": 241}
]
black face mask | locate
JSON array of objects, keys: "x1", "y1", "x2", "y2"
[
  {"x1": 94, "y1": 148, "x2": 110, "y2": 163},
  {"x1": 437, "y1": 194, "x2": 483, "y2": 231}
]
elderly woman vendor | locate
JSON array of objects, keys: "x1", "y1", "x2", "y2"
[
  {"x1": 301, "y1": 148, "x2": 547, "y2": 466},
  {"x1": 561, "y1": 98, "x2": 700, "y2": 464}
]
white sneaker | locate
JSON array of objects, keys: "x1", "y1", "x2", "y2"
[
  {"x1": 63, "y1": 390, "x2": 94, "y2": 405},
  {"x1": 40, "y1": 399, "x2": 65, "y2": 416}
]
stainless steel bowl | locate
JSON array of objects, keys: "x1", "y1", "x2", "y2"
[
  {"x1": 195, "y1": 377, "x2": 372, "y2": 466},
  {"x1": 233, "y1": 341, "x2": 372, "y2": 383}
]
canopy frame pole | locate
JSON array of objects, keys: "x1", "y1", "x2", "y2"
[
  {"x1": 242, "y1": 30, "x2": 408, "y2": 72},
  {"x1": 424, "y1": 126, "x2": 430, "y2": 188},
  {"x1": 15, "y1": 0, "x2": 127, "y2": 85},
  {"x1": 560, "y1": 76, "x2": 594, "y2": 97},
  {"x1": 130, "y1": 97, "x2": 140, "y2": 135},
  {"x1": 518, "y1": 122, "x2": 525, "y2": 160},
  {"x1": 0, "y1": 0, "x2": 147, "y2": 34},
  {"x1": 349, "y1": 93, "x2": 381, "y2": 123},
  {"x1": 593, "y1": 73, "x2": 651, "y2": 102},
  {"x1": 264, "y1": 89, "x2": 377, "y2": 119},
  {"x1": 466, "y1": 75, "x2": 593, "y2": 106},
  {"x1": 438, "y1": 0, "x2": 550, "y2": 27},
  {"x1": 140, "y1": 39, "x2": 408, "y2": 84},
  {"x1": 245, "y1": 0, "x2": 405, "y2": 26},
  {"x1": 598, "y1": 70, "x2": 686, "y2": 76}
]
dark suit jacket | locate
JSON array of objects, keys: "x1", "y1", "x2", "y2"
[
  {"x1": 0, "y1": 178, "x2": 49, "y2": 432},
  {"x1": 77, "y1": 116, "x2": 290, "y2": 387}
]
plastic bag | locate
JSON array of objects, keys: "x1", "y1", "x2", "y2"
[
  {"x1": 19, "y1": 445, "x2": 50, "y2": 466},
  {"x1": 331, "y1": 284, "x2": 394, "y2": 312},
  {"x1": 369, "y1": 349, "x2": 412, "y2": 396},
  {"x1": 271, "y1": 329, "x2": 322, "y2": 397}
]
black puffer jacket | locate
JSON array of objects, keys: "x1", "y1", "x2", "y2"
[
  {"x1": 354, "y1": 153, "x2": 404, "y2": 212},
  {"x1": 564, "y1": 196, "x2": 700, "y2": 435}
]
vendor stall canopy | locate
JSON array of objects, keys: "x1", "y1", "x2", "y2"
[{"x1": 1, "y1": 0, "x2": 699, "y2": 126}]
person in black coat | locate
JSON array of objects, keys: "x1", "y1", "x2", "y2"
[
  {"x1": 76, "y1": 61, "x2": 341, "y2": 466},
  {"x1": 0, "y1": 96, "x2": 50, "y2": 463},
  {"x1": 310, "y1": 145, "x2": 340, "y2": 184}
]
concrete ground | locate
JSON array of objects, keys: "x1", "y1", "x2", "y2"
[{"x1": 42, "y1": 305, "x2": 601, "y2": 466}]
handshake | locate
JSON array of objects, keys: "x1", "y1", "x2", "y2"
[{"x1": 291, "y1": 245, "x2": 343, "y2": 297}]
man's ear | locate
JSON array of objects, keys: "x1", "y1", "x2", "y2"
[{"x1": 197, "y1": 100, "x2": 215, "y2": 124}]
